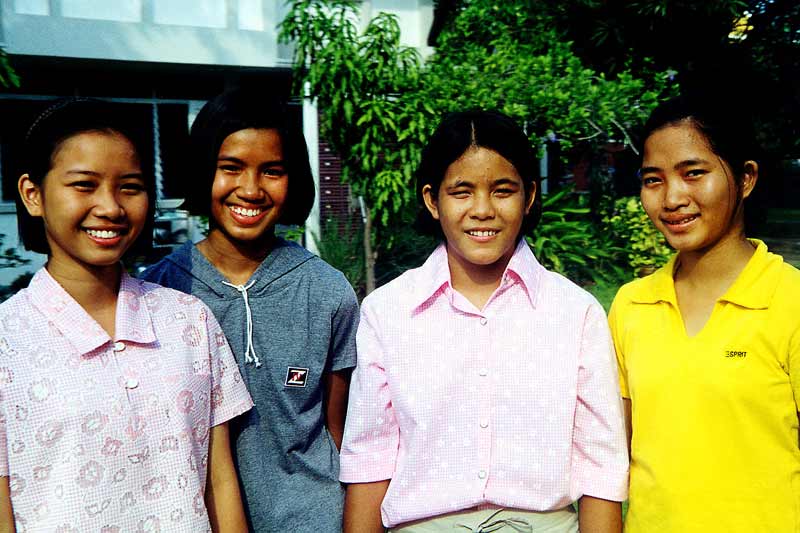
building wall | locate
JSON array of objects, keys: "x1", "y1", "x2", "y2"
[
  {"x1": 1, "y1": 0, "x2": 291, "y2": 66},
  {"x1": 0, "y1": 0, "x2": 435, "y2": 286}
]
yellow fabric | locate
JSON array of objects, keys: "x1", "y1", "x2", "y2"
[{"x1": 610, "y1": 240, "x2": 800, "y2": 533}]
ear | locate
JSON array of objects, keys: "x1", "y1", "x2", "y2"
[
  {"x1": 18, "y1": 174, "x2": 44, "y2": 217},
  {"x1": 524, "y1": 180, "x2": 537, "y2": 215},
  {"x1": 422, "y1": 184, "x2": 440, "y2": 221},
  {"x1": 740, "y1": 161, "x2": 758, "y2": 200}
]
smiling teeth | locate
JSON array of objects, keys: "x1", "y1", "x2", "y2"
[
  {"x1": 468, "y1": 230, "x2": 498, "y2": 237},
  {"x1": 667, "y1": 216, "x2": 697, "y2": 225},
  {"x1": 230, "y1": 206, "x2": 263, "y2": 217},
  {"x1": 86, "y1": 229, "x2": 120, "y2": 239}
]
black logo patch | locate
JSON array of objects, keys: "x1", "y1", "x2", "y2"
[
  {"x1": 724, "y1": 350, "x2": 747, "y2": 359},
  {"x1": 285, "y1": 367, "x2": 309, "y2": 387}
]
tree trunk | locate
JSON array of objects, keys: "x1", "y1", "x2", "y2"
[{"x1": 363, "y1": 205, "x2": 376, "y2": 294}]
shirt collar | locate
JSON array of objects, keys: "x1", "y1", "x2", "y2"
[
  {"x1": 718, "y1": 239, "x2": 781, "y2": 309},
  {"x1": 628, "y1": 239, "x2": 779, "y2": 309},
  {"x1": 411, "y1": 239, "x2": 543, "y2": 312},
  {"x1": 28, "y1": 268, "x2": 157, "y2": 355}
]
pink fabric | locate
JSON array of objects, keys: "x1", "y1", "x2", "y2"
[
  {"x1": 340, "y1": 241, "x2": 628, "y2": 527},
  {"x1": 0, "y1": 268, "x2": 253, "y2": 532}
]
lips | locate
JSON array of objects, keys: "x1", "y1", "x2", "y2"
[
  {"x1": 228, "y1": 205, "x2": 268, "y2": 225},
  {"x1": 466, "y1": 229, "x2": 499, "y2": 237},
  {"x1": 83, "y1": 227, "x2": 126, "y2": 246}
]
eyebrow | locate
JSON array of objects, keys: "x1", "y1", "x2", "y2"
[
  {"x1": 66, "y1": 169, "x2": 144, "y2": 179},
  {"x1": 639, "y1": 158, "x2": 713, "y2": 175},
  {"x1": 217, "y1": 156, "x2": 286, "y2": 166}
]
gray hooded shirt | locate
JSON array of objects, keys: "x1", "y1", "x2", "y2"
[{"x1": 141, "y1": 239, "x2": 358, "y2": 533}]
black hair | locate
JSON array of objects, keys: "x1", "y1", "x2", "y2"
[
  {"x1": 183, "y1": 88, "x2": 315, "y2": 226},
  {"x1": 640, "y1": 94, "x2": 766, "y2": 233},
  {"x1": 18, "y1": 97, "x2": 155, "y2": 256},
  {"x1": 415, "y1": 110, "x2": 542, "y2": 238}
]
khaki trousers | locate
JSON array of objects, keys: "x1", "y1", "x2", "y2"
[{"x1": 388, "y1": 507, "x2": 579, "y2": 533}]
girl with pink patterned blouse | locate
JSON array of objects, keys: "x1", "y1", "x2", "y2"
[
  {"x1": 0, "y1": 99, "x2": 253, "y2": 533},
  {"x1": 340, "y1": 111, "x2": 628, "y2": 533}
]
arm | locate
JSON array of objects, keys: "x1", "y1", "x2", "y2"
[
  {"x1": 624, "y1": 398, "x2": 632, "y2": 457},
  {"x1": 323, "y1": 368, "x2": 352, "y2": 450},
  {"x1": 205, "y1": 423, "x2": 248, "y2": 533},
  {"x1": 578, "y1": 495, "x2": 622, "y2": 533},
  {"x1": 344, "y1": 480, "x2": 390, "y2": 533},
  {"x1": 0, "y1": 476, "x2": 14, "y2": 533}
]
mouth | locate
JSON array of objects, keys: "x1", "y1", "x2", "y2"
[
  {"x1": 84, "y1": 228, "x2": 125, "y2": 245},
  {"x1": 661, "y1": 214, "x2": 699, "y2": 227},
  {"x1": 466, "y1": 229, "x2": 499, "y2": 237},
  {"x1": 229, "y1": 205, "x2": 265, "y2": 217}
]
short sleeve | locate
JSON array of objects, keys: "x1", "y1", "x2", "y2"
[
  {"x1": 328, "y1": 276, "x2": 359, "y2": 373},
  {"x1": 338, "y1": 300, "x2": 398, "y2": 483},
  {"x1": 789, "y1": 325, "x2": 800, "y2": 413},
  {"x1": 608, "y1": 293, "x2": 630, "y2": 399},
  {"x1": 202, "y1": 303, "x2": 254, "y2": 427},
  {"x1": 570, "y1": 302, "x2": 629, "y2": 502},
  {"x1": 0, "y1": 391, "x2": 7, "y2": 476}
]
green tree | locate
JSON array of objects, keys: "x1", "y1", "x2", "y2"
[
  {"x1": 280, "y1": 0, "x2": 671, "y2": 292},
  {"x1": 0, "y1": 47, "x2": 20, "y2": 89}
]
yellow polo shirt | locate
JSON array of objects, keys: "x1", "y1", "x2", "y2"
[{"x1": 610, "y1": 240, "x2": 800, "y2": 532}]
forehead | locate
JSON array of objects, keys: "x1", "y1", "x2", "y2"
[
  {"x1": 219, "y1": 128, "x2": 283, "y2": 156},
  {"x1": 643, "y1": 123, "x2": 715, "y2": 163},
  {"x1": 52, "y1": 130, "x2": 139, "y2": 165},
  {"x1": 443, "y1": 147, "x2": 521, "y2": 182}
]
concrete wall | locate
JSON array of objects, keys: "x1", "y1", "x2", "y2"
[{"x1": 1, "y1": 0, "x2": 290, "y2": 66}]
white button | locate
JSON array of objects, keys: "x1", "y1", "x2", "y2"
[
  {"x1": 479, "y1": 368, "x2": 488, "y2": 377},
  {"x1": 480, "y1": 419, "x2": 489, "y2": 428},
  {"x1": 125, "y1": 378, "x2": 139, "y2": 389},
  {"x1": 479, "y1": 317, "x2": 488, "y2": 325},
  {"x1": 478, "y1": 470, "x2": 487, "y2": 479},
  {"x1": 113, "y1": 341, "x2": 125, "y2": 352}
]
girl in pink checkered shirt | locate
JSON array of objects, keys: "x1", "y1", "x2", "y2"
[
  {"x1": 340, "y1": 110, "x2": 629, "y2": 533},
  {"x1": 0, "y1": 98, "x2": 252, "y2": 533}
]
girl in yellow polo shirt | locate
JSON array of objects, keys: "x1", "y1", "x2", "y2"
[{"x1": 610, "y1": 95, "x2": 800, "y2": 532}]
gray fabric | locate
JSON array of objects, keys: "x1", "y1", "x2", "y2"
[{"x1": 141, "y1": 239, "x2": 359, "y2": 533}]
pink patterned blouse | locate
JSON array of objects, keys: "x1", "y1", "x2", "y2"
[
  {"x1": 340, "y1": 241, "x2": 629, "y2": 527},
  {"x1": 0, "y1": 268, "x2": 253, "y2": 532}
]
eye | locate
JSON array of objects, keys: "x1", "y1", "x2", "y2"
[
  {"x1": 69, "y1": 180, "x2": 96, "y2": 191},
  {"x1": 640, "y1": 175, "x2": 661, "y2": 187},
  {"x1": 263, "y1": 167, "x2": 287, "y2": 178},
  {"x1": 218, "y1": 164, "x2": 241, "y2": 173},
  {"x1": 450, "y1": 189, "x2": 470, "y2": 198},
  {"x1": 685, "y1": 169, "x2": 706, "y2": 178},
  {"x1": 121, "y1": 181, "x2": 147, "y2": 195},
  {"x1": 494, "y1": 188, "x2": 516, "y2": 197}
]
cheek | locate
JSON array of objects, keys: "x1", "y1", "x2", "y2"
[
  {"x1": 267, "y1": 178, "x2": 290, "y2": 207},
  {"x1": 640, "y1": 191, "x2": 660, "y2": 223}
]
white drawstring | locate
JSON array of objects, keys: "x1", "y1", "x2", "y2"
[{"x1": 222, "y1": 280, "x2": 262, "y2": 367}]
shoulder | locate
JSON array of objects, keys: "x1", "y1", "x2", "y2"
[
  {"x1": 360, "y1": 266, "x2": 423, "y2": 316},
  {"x1": 140, "y1": 243, "x2": 194, "y2": 286},
  {"x1": 540, "y1": 268, "x2": 602, "y2": 311},
  {"x1": 135, "y1": 277, "x2": 204, "y2": 308}
]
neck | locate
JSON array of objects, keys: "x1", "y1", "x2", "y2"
[
  {"x1": 198, "y1": 228, "x2": 276, "y2": 285},
  {"x1": 675, "y1": 230, "x2": 755, "y2": 291},
  {"x1": 45, "y1": 258, "x2": 121, "y2": 333},
  {"x1": 447, "y1": 246, "x2": 512, "y2": 310}
]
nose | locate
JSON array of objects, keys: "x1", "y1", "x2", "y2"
[
  {"x1": 236, "y1": 170, "x2": 266, "y2": 201},
  {"x1": 662, "y1": 177, "x2": 689, "y2": 210},
  {"x1": 469, "y1": 191, "x2": 496, "y2": 219},
  {"x1": 93, "y1": 186, "x2": 125, "y2": 220}
]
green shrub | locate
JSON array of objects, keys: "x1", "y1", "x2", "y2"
[
  {"x1": 313, "y1": 219, "x2": 366, "y2": 297},
  {"x1": 528, "y1": 187, "x2": 626, "y2": 285},
  {"x1": 603, "y1": 197, "x2": 672, "y2": 275}
]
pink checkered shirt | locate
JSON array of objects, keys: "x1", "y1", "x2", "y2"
[
  {"x1": 0, "y1": 268, "x2": 253, "y2": 532},
  {"x1": 340, "y1": 241, "x2": 628, "y2": 527}
]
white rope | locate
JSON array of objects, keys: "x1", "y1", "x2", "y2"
[{"x1": 222, "y1": 280, "x2": 261, "y2": 367}]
